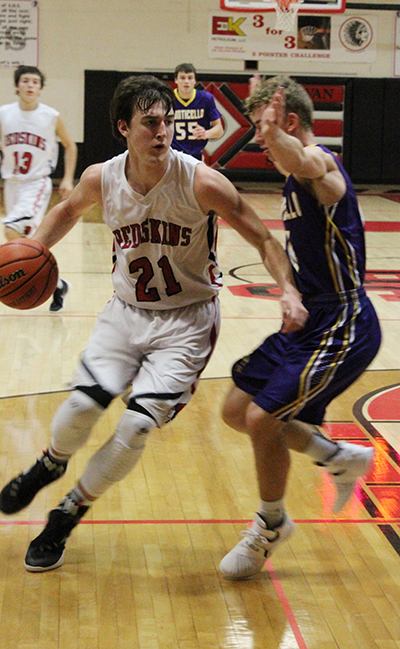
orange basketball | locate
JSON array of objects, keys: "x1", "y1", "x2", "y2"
[{"x1": 0, "y1": 239, "x2": 59, "y2": 310}]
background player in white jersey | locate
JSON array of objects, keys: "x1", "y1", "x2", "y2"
[
  {"x1": 0, "y1": 65, "x2": 77, "y2": 311},
  {"x1": 0, "y1": 74, "x2": 308, "y2": 572}
]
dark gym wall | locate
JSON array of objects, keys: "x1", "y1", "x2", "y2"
[
  {"x1": 382, "y1": 79, "x2": 400, "y2": 183},
  {"x1": 347, "y1": 79, "x2": 384, "y2": 183},
  {"x1": 82, "y1": 70, "x2": 400, "y2": 184}
]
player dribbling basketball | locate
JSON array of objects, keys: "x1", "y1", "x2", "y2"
[{"x1": 0, "y1": 75, "x2": 307, "y2": 572}]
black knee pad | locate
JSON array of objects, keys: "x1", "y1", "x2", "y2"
[
  {"x1": 127, "y1": 396, "x2": 158, "y2": 424},
  {"x1": 76, "y1": 384, "x2": 114, "y2": 409}
]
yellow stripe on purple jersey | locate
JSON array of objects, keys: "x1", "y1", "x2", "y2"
[
  {"x1": 283, "y1": 146, "x2": 365, "y2": 298},
  {"x1": 231, "y1": 146, "x2": 381, "y2": 425}
]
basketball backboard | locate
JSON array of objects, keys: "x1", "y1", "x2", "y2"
[{"x1": 220, "y1": 0, "x2": 346, "y2": 12}]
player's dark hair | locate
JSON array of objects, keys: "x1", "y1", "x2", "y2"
[
  {"x1": 14, "y1": 65, "x2": 45, "y2": 88},
  {"x1": 174, "y1": 63, "x2": 196, "y2": 78},
  {"x1": 245, "y1": 75, "x2": 314, "y2": 131},
  {"x1": 110, "y1": 75, "x2": 175, "y2": 142}
]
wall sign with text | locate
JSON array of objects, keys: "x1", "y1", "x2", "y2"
[
  {"x1": 209, "y1": 11, "x2": 376, "y2": 63},
  {"x1": 0, "y1": 0, "x2": 39, "y2": 68}
]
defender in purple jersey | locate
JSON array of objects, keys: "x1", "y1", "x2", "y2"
[
  {"x1": 219, "y1": 76, "x2": 381, "y2": 580},
  {"x1": 171, "y1": 63, "x2": 223, "y2": 160}
]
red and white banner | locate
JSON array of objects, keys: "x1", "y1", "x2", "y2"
[{"x1": 198, "y1": 80, "x2": 345, "y2": 170}]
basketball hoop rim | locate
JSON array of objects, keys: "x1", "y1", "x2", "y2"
[
  {"x1": 219, "y1": 0, "x2": 346, "y2": 13},
  {"x1": 274, "y1": 0, "x2": 301, "y2": 8}
]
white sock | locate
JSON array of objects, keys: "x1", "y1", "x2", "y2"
[
  {"x1": 304, "y1": 429, "x2": 338, "y2": 463},
  {"x1": 258, "y1": 498, "x2": 285, "y2": 529},
  {"x1": 58, "y1": 486, "x2": 92, "y2": 516},
  {"x1": 47, "y1": 447, "x2": 69, "y2": 464}
]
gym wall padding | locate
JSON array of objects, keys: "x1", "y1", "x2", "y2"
[{"x1": 81, "y1": 70, "x2": 400, "y2": 185}]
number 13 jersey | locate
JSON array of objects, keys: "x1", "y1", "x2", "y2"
[
  {"x1": 102, "y1": 148, "x2": 222, "y2": 310},
  {"x1": 0, "y1": 102, "x2": 59, "y2": 180}
]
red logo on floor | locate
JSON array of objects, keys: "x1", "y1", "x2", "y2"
[{"x1": 228, "y1": 270, "x2": 400, "y2": 302}]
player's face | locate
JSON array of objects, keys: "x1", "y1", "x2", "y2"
[
  {"x1": 175, "y1": 72, "x2": 196, "y2": 99},
  {"x1": 251, "y1": 105, "x2": 275, "y2": 162},
  {"x1": 120, "y1": 101, "x2": 175, "y2": 165},
  {"x1": 251, "y1": 104, "x2": 289, "y2": 176},
  {"x1": 16, "y1": 74, "x2": 42, "y2": 105}
]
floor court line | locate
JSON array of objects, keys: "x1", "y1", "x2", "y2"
[
  {"x1": 1, "y1": 517, "x2": 399, "y2": 525},
  {"x1": 218, "y1": 218, "x2": 400, "y2": 231},
  {"x1": 267, "y1": 560, "x2": 309, "y2": 649}
]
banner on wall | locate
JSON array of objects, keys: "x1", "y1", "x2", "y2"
[
  {"x1": 0, "y1": 0, "x2": 39, "y2": 68},
  {"x1": 209, "y1": 11, "x2": 376, "y2": 63}
]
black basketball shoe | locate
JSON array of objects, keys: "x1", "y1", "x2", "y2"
[
  {"x1": 49, "y1": 279, "x2": 70, "y2": 312},
  {"x1": 25, "y1": 505, "x2": 89, "y2": 572},
  {"x1": 0, "y1": 452, "x2": 68, "y2": 514}
]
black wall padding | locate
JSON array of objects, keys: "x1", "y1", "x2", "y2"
[
  {"x1": 84, "y1": 70, "x2": 127, "y2": 169},
  {"x1": 382, "y1": 79, "x2": 400, "y2": 184},
  {"x1": 348, "y1": 78, "x2": 385, "y2": 183},
  {"x1": 82, "y1": 71, "x2": 400, "y2": 185}
]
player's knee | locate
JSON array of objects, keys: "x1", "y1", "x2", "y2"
[
  {"x1": 114, "y1": 409, "x2": 155, "y2": 451},
  {"x1": 70, "y1": 388, "x2": 106, "y2": 419},
  {"x1": 76, "y1": 384, "x2": 114, "y2": 409},
  {"x1": 221, "y1": 389, "x2": 247, "y2": 432},
  {"x1": 222, "y1": 399, "x2": 242, "y2": 430},
  {"x1": 245, "y1": 402, "x2": 279, "y2": 441},
  {"x1": 51, "y1": 389, "x2": 104, "y2": 453}
]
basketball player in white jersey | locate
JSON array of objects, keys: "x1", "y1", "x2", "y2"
[
  {"x1": 0, "y1": 65, "x2": 77, "y2": 311},
  {"x1": 0, "y1": 75, "x2": 308, "y2": 572}
]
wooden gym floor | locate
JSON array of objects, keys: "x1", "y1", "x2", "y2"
[{"x1": 1, "y1": 183, "x2": 400, "y2": 648}]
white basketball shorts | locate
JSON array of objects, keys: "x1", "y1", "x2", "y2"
[
  {"x1": 71, "y1": 294, "x2": 221, "y2": 427},
  {"x1": 3, "y1": 176, "x2": 53, "y2": 237}
]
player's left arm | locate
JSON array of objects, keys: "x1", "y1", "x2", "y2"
[
  {"x1": 55, "y1": 115, "x2": 78, "y2": 201},
  {"x1": 207, "y1": 117, "x2": 224, "y2": 140},
  {"x1": 193, "y1": 117, "x2": 224, "y2": 141},
  {"x1": 260, "y1": 88, "x2": 345, "y2": 206},
  {"x1": 193, "y1": 93, "x2": 224, "y2": 141},
  {"x1": 268, "y1": 131, "x2": 345, "y2": 207},
  {"x1": 194, "y1": 164, "x2": 308, "y2": 333}
]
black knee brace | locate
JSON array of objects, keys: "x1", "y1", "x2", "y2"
[{"x1": 76, "y1": 384, "x2": 114, "y2": 409}]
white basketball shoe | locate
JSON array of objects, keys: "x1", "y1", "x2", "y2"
[
  {"x1": 219, "y1": 513, "x2": 294, "y2": 580},
  {"x1": 321, "y1": 442, "x2": 375, "y2": 513}
]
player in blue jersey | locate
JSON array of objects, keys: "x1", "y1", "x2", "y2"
[
  {"x1": 171, "y1": 63, "x2": 223, "y2": 160},
  {"x1": 219, "y1": 76, "x2": 382, "y2": 580}
]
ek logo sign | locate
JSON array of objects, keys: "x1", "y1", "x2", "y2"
[{"x1": 212, "y1": 16, "x2": 246, "y2": 37}]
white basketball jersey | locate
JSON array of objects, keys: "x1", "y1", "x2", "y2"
[
  {"x1": 0, "y1": 102, "x2": 59, "y2": 180},
  {"x1": 101, "y1": 148, "x2": 222, "y2": 310}
]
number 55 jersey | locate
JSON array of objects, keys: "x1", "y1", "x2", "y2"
[
  {"x1": 171, "y1": 88, "x2": 221, "y2": 160},
  {"x1": 102, "y1": 148, "x2": 222, "y2": 309}
]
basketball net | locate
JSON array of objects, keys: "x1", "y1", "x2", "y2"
[{"x1": 272, "y1": 0, "x2": 301, "y2": 32}]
